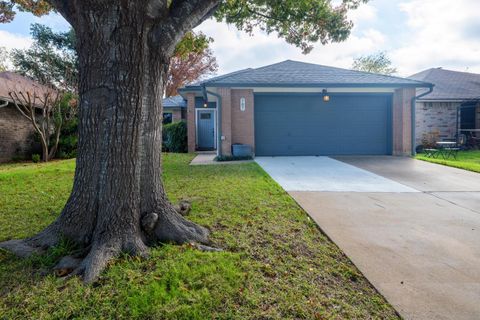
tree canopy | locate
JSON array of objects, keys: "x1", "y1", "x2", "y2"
[
  {"x1": 1, "y1": 0, "x2": 367, "y2": 54},
  {"x1": 166, "y1": 31, "x2": 218, "y2": 97},
  {"x1": 352, "y1": 51, "x2": 397, "y2": 75},
  {"x1": 0, "y1": 46, "x2": 8, "y2": 71},
  {"x1": 11, "y1": 23, "x2": 77, "y2": 91}
]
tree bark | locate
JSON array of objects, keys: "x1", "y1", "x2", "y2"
[{"x1": 0, "y1": 2, "x2": 209, "y2": 283}]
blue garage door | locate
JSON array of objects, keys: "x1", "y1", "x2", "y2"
[{"x1": 254, "y1": 93, "x2": 392, "y2": 156}]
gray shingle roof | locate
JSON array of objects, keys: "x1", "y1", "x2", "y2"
[
  {"x1": 191, "y1": 60, "x2": 430, "y2": 88},
  {"x1": 162, "y1": 95, "x2": 186, "y2": 108},
  {"x1": 408, "y1": 68, "x2": 480, "y2": 101}
]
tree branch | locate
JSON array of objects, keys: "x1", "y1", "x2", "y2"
[
  {"x1": 46, "y1": 0, "x2": 78, "y2": 25},
  {"x1": 150, "y1": 0, "x2": 221, "y2": 54}
]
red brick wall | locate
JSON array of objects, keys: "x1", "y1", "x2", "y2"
[
  {"x1": 393, "y1": 88, "x2": 415, "y2": 156},
  {"x1": 0, "y1": 104, "x2": 35, "y2": 162},
  {"x1": 231, "y1": 89, "x2": 254, "y2": 150},
  {"x1": 186, "y1": 93, "x2": 196, "y2": 153},
  {"x1": 218, "y1": 88, "x2": 232, "y2": 155}
]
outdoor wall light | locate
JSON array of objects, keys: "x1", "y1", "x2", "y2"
[
  {"x1": 322, "y1": 89, "x2": 330, "y2": 102},
  {"x1": 203, "y1": 102, "x2": 208, "y2": 108},
  {"x1": 240, "y1": 97, "x2": 246, "y2": 112}
]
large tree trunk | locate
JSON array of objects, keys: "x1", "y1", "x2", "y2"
[{"x1": 0, "y1": 2, "x2": 209, "y2": 283}]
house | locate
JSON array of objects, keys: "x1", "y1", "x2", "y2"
[
  {"x1": 0, "y1": 72, "x2": 51, "y2": 163},
  {"x1": 179, "y1": 60, "x2": 431, "y2": 157},
  {"x1": 162, "y1": 95, "x2": 186, "y2": 124},
  {"x1": 409, "y1": 68, "x2": 480, "y2": 147}
]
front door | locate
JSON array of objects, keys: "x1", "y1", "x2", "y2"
[{"x1": 197, "y1": 110, "x2": 215, "y2": 150}]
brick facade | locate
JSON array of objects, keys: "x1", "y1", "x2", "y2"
[
  {"x1": 415, "y1": 101, "x2": 459, "y2": 146},
  {"x1": 186, "y1": 93, "x2": 196, "y2": 153},
  {"x1": 0, "y1": 104, "x2": 35, "y2": 162},
  {"x1": 392, "y1": 88, "x2": 415, "y2": 156}
]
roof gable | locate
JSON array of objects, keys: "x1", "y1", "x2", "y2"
[
  {"x1": 409, "y1": 68, "x2": 480, "y2": 101},
  {"x1": 162, "y1": 95, "x2": 186, "y2": 108},
  {"x1": 196, "y1": 60, "x2": 430, "y2": 88}
]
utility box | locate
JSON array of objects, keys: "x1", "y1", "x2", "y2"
[{"x1": 232, "y1": 144, "x2": 253, "y2": 157}]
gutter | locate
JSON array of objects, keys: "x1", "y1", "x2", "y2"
[
  {"x1": 202, "y1": 85, "x2": 222, "y2": 157},
  {"x1": 411, "y1": 85, "x2": 434, "y2": 156}
]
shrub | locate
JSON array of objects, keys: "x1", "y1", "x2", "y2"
[
  {"x1": 56, "y1": 116, "x2": 78, "y2": 159},
  {"x1": 163, "y1": 121, "x2": 187, "y2": 153},
  {"x1": 214, "y1": 155, "x2": 253, "y2": 162},
  {"x1": 32, "y1": 154, "x2": 41, "y2": 163}
]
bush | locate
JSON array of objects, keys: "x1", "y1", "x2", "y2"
[
  {"x1": 214, "y1": 155, "x2": 253, "y2": 162},
  {"x1": 163, "y1": 121, "x2": 187, "y2": 153},
  {"x1": 32, "y1": 154, "x2": 41, "y2": 163},
  {"x1": 56, "y1": 117, "x2": 78, "y2": 159}
]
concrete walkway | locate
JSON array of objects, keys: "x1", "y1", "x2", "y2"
[{"x1": 256, "y1": 156, "x2": 480, "y2": 320}]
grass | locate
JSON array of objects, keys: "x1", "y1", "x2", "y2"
[
  {"x1": 0, "y1": 154, "x2": 399, "y2": 319},
  {"x1": 416, "y1": 150, "x2": 480, "y2": 173}
]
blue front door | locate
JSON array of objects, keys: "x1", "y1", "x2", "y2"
[{"x1": 197, "y1": 110, "x2": 215, "y2": 150}]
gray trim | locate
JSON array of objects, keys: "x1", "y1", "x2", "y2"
[{"x1": 201, "y1": 82, "x2": 431, "y2": 88}]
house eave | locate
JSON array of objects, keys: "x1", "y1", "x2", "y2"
[{"x1": 201, "y1": 82, "x2": 431, "y2": 89}]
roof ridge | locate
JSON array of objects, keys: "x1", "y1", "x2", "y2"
[
  {"x1": 203, "y1": 68, "x2": 253, "y2": 85},
  {"x1": 255, "y1": 60, "x2": 429, "y2": 86}
]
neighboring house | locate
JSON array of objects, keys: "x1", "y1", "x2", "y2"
[
  {"x1": 0, "y1": 72, "x2": 51, "y2": 163},
  {"x1": 409, "y1": 68, "x2": 480, "y2": 147},
  {"x1": 179, "y1": 60, "x2": 431, "y2": 156},
  {"x1": 162, "y1": 95, "x2": 186, "y2": 124}
]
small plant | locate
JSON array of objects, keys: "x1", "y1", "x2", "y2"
[
  {"x1": 214, "y1": 155, "x2": 253, "y2": 162},
  {"x1": 31, "y1": 154, "x2": 41, "y2": 163}
]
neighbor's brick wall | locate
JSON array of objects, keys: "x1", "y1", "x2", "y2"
[
  {"x1": 171, "y1": 108, "x2": 183, "y2": 122},
  {"x1": 231, "y1": 89, "x2": 255, "y2": 150},
  {"x1": 0, "y1": 104, "x2": 34, "y2": 162},
  {"x1": 415, "y1": 101, "x2": 459, "y2": 146},
  {"x1": 186, "y1": 93, "x2": 196, "y2": 153},
  {"x1": 393, "y1": 88, "x2": 415, "y2": 156}
]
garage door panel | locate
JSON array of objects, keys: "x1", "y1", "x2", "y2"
[{"x1": 254, "y1": 94, "x2": 392, "y2": 156}]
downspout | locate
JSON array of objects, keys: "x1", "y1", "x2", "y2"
[
  {"x1": 411, "y1": 85, "x2": 434, "y2": 156},
  {"x1": 202, "y1": 85, "x2": 222, "y2": 157}
]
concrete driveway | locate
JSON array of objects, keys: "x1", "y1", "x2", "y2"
[{"x1": 256, "y1": 156, "x2": 480, "y2": 320}]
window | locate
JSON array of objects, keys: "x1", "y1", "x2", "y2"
[
  {"x1": 163, "y1": 112, "x2": 173, "y2": 124},
  {"x1": 200, "y1": 113, "x2": 211, "y2": 120}
]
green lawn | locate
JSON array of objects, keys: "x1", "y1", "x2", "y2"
[
  {"x1": 416, "y1": 150, "x2": 480, "y2": 173},
  {"x1": 0, "y1": 154, "x2": 398, "y2": 319}
]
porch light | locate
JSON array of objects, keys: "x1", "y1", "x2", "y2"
[
  {"x1": 322, "y1": 89, "x2": 330, "y2": 102},
  {"x1": 203, "y1": 102, "x2": 208, "y2": 108}
]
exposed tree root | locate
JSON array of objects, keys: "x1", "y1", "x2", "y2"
[
  {"x1": 0, "y1": 239, "x2": 40, "y2": 258},
  {"x1": 1, "y1": 201, "x2": 213, "y2": 283}
]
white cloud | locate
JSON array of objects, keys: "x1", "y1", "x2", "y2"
[
  {"x1": 392, "y1": 0, "x2": 480, "y2": 76},
  {"x1": 0, "y1": 30, "x2": 32, "y2": 51},
  {"x1": 197, "y1": 15, "x2": 386, "y2": 75}
]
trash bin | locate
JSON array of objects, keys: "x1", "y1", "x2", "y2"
[{"x1": 231, "y1": 144, "x2": 253, "y2": 157}]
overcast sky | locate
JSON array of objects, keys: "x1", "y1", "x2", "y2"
[{"x1": 1, "y1": 0, "x2": 479, "y2": 77}]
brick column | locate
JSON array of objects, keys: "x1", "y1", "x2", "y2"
[
  {"x1": 186, "y1": 93, "x2": 196, "y2": 153},
  {"x1": 218, "y1": 88, "x2": 232, "y2": 155},
  {"x1": 393, "y1": 88, "x2": 415, "y2": 156},
  {"x1": 231, "y1": 89, "x2": 255, "y2": 152}
]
